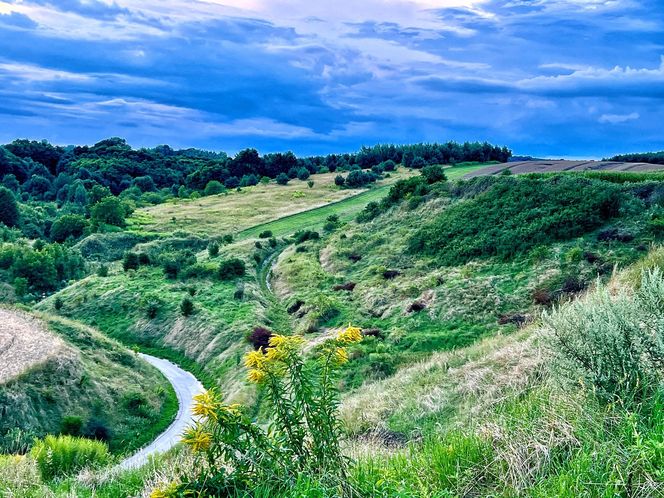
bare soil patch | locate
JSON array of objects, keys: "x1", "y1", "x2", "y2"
[
  {"x1": 465, "y1": 160, "x2": 664, "y2": 178},
  {"x1": 0, "y1": 309, "x2": 64, "y2": 384}
]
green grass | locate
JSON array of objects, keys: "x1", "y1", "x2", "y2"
[{"x1": 0, "y1": 312, "x2": 178, "y2": 456}]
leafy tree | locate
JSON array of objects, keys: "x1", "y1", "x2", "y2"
[
  {"x1": 297, "y1": 168, "x2": 310, "y2": 181},
  {"x1": 218, "y1": 258, "x2": 246, "y2": 280},
  {"x1": 0, "y1": 186, "x2": 19, "y2": 227},
  {"x1": 204, "y1": 181, "x2": 225, "y2": 196},
  {"x1": 91, "y1": 196, "x2": 125, "y2": 227},
  {"x1": 276, "y1": 173, "x2": 289, "y2": 185},
  {"x1": 224, "y1": 176, "x2": 240, "y2": 189},
  {"x1": 421, "y1": 165, "x2": 447, "y2": 184},
  {"x1": 132, "y1": 176, "x2": 156, "y2": 192},
  {"x1": 334, "y1": 175, "x2": 345, "y2": 187},
  {"x1": 50, "y1": 215, "x2": 89, "y2": 242},
  {"x1": 88, "y1": 184, "x2": 112, "y2": 206}
]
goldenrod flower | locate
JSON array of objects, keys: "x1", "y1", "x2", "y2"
[
  {"x1": 182, "y1": 426, "x2": 212, "y2": 452},
  {"x1": 192, "y1": 390, "x2": 221, "y2": 420},
  {"x1": 268, "y1": 334, "x2": 288, "y2": 348},
  {"x1": 150, "y1": 482, "x2": 179, "y2": 498},
  {"x1": 244, "y1": 350, "x2": 265, "y2": 369},
  {"x1": 337, "y1": 325, "x2": 362, "y2": 344},
  {"x1": 266, "y1": 346, "x2": 286, "y2": 362},
  {"x1": 334, "y1": 347, "x2": 349, "y2": 365},
  {"x1": 248, "y1": 368, "x2": 266, "y2": 383}
]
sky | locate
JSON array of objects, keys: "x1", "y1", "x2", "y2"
[{"x1": 0, "y1": 0, "x2": 663, "y2": 157}]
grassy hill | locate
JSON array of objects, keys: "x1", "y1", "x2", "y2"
[{"x1": 0, "y1": 309, "x2": 177, "y2": 456}]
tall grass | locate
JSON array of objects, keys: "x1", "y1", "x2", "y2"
[{"x1": 30, "y1": 435, "x2": 111, "y2": 480}]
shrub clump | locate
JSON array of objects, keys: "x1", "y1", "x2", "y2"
[
  {"x1": 30, "y1": 435, "x2": 110, "y2": 480},
  {"x1": 410, "y1": 176, "x2": 623, "y2": 265},
  {"x1": 218, "y1": 258, "x2": 246, "y2": 280},
  {"x1": 247, "y1": 326, "x2": 273, "y2": 350},
  {"x1": 543, "y1": 269, "x2": 664, "y2": 405}
]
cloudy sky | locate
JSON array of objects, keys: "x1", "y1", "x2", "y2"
[{"x1": 0, "y1": 0, "x2": 662, "y2": 157}]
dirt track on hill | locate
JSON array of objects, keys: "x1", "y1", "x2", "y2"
[
  {"x1": 0, "y1": 309, "x2": 64, "y2": 384},
  {"x1": 464, "y1": 160, "x2": 664, "y2": 178}
]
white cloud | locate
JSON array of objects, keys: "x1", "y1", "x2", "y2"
[{"x1": 598, "y1": 112, "x2": 639, "y2": 124}]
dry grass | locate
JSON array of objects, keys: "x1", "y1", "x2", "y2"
[
  {"x1": 465, "y1": 160, "x2": 664, "y2": 178},
  {"x1": 0, "y1": 308, "x2": 65, "y2": 384},
  {"x1": 340, "y1": 329, "x2": 544, "y2": 437},
  {"x1": 129, "y1": 172, "x2": 410, "y2": 236}
]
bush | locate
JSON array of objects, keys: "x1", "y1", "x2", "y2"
[
  {"x1": 0, "y1": 186, "x2": 19, "y2": 227},
  {"x1": 207, "y1": 240, "x2": 220, "y2": 258},
  {"x1": 59, "y1": 416, "x2": 84, "y2": 436},
  {"x1": 294, "y1": 230, "x2": 319, "y2": 244},
  {"x1": 91, "y1": 196, "x2": 126, "y2": 227},
  {"x1": 218, "y1": 258, "x2": 246, "y2": 280},
  {"x1": 180, "y1": 296, "x2": 195, "y2": 316},
  {"x1": 259, "y1": 230, "x2": 273, "y2": 239},
  {"x1": 276, "y1": 173, "x2": 290, "y2": 185},
  {"x1": 54, "y1": 296, "x2": 63, "y2": 311},
  {"x1": 50, "y1": 214, "x2": 89, "y2": 242},
  {"x1": 247, "y1": 326, "x2": 273, "y2": 350},
  {"x1": 158, "y1": 327, "x2": 363, "y2": 496},
  {"x1": 204, "y1": 180, "x2": 225, "y2": 196},
  {"x1": 31, "y1": 435, "x2": 110, "y2": 480},
  {"x1": 410, "y1": 176, "x2": 623, "y2": 265},
  {"x1": 543, "y1": 269, "x2": 664, "y2": 405},
  {"x1": 297, "y1": 168, "x2": 310, "y2": 181},
  {"x1": 334, "y1": 175, "x2": 345, "y2": 187},
  {"x1": 123, "y1": 252, "x2": 139, "y2": 271},
  {"x1": 421, "y1": 165, "x2": 447, "y2": 184}
]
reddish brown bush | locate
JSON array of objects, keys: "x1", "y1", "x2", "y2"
[
  {"x1": 407, "y1": 301, "x2": 426, "y2": 313},
  {"x1": 333, "y1": 282, "x2": 356, "y2": 292},
  {"x1": 532, "y1": 288, "x2": 553, "y2": 305},
  {"x1": 248, "y1": 327, "x2": 273, "y2": 350}
]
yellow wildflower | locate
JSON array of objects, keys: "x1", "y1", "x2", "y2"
[
  {"x1": 248, "y1": 368, "x2": 266, "y2": 383},
  {"x1": 150, "y1": 482, "x2": 179, "y2": 498},
  {"x1": 337, "y1": 325, "x2": 362, "y2": 344},
  {"x1": 266, "y1": 346, "x2": 286, "y2": 362},
  {"x1": 244, "y1": 350, "x2": 265, "y2": 369},
  {"x1": 268, "y1": 334, "x2": 288, "y2": 348},
  {"x1": 334, "y1": 347, "x2": 349, "y2": 364},
  {"x1": 182, "y1": 426, "x2": 212, "y2": 452},
  {"x1": 192, "y1": 390, "x2": 221, "y2": 420}
]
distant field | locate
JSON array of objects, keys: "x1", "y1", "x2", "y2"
[
  {"x1": 129, "y1": 170, "x2": 415, "y2": 237},
  {"x1": 465, "y1": 160, "x2": 664, "y2": 178}
]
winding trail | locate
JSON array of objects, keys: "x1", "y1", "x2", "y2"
[{"x1": 119, "y1": 353, "x2": 204, "y2": 469}]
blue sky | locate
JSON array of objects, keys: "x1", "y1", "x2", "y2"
[{"x1": 0, "y1": 0, "x2": 662, "y2": 157}]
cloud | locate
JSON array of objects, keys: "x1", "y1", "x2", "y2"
[{"x1": 598, "y1": 112, "x2": 640, "y2": 124}]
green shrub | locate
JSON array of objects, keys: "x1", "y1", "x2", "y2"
[
  {"x1": 50, "y1": 214, "x2": 89, "y2": 242},
  {"x1": 96, "y1": 264, "x2": 109, "y2": 277},
  {"x1": 410, "y1": 176, "x2": 623, "y2": 265},
  {"x1": 207, "y1": 240, "x2": 220, "y2": 258},
  {"x1": 60, "y1": 416, "x2": 84, "y2": 436},
  {"x1": 122, "y1": 251, "x2": 139, "y2": 271},
  {"x1": 543, "y1": 269, "x2": 664, "y2": 405},
  {"x1": 276, "y1": 173, "x2": 289, "y2": 185},
  {"x1": 421, "y1": 165, "x2": 447, "y2": 184},
  {"x1": 218, "y1": 258, "x2": 246, "y2": 280},
  {"x1": 54, "y1": 296, "x2": 63, "y2": 311},
  {"x1": 0, "y1": 186, "x2": 19, "y2": 227},
  {"x1": 30, "y1": 435, "x2": 110, "y2": 480},
  {"x1": 259, "y1": 230, "x2": 273, "y2": 239},
  {"x1": 180, "y1": 296, "x2": 195, "y2": 316}
]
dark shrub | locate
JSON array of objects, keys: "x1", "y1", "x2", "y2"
[
  {"x1": 332, "y1": 282, "x2": 356, "y2": 292},
  {"x1": 268, "y1": 237, "x2": 277, "y2": 248},
  {"x1": 180, "y1": 297, "x2": 195, "y2": 316},
  {"x1": 146, "y1": 300, "x2": 160, "y2": 319},
  {"x1": 207, "y1": 241, "x2": 220, "y2": 258},
  {"x1": 561, "y1": 276, "x2": 586, "y2": 294},
  {"x1": 297, "y1": 168, "x2": 310, "y2": 181},
  {"x1": 294, "y1": 230, "x2": 319, "y2": 244},
  {"x1": 407, "y1": 301, "x2": 426, "y2": 313},
  {"x1": 50, "y1": 215, "x2": 89, "y2": 242},
  {"x1": 259, "y1": 230, "x2": 273, "y2": 239},
  {"x1": 362, "y1": 328, "x2": 385, "y2": 339},
  {"x1": 60, "y1": 416, "x2": 83, "y2": 436},
  {"x1": 138, "y1": 252, "x2": 151, "y2": 265},
  {"x1": 532, "y1": 288, "x2": 553, "y2": 305},
  {"x1": 381, "y1": 160, "x2": 396, "y2": 172},
  {"x1": 276, "y1": 173, "x2": 289, "y2": 185},
  {"x1": 287, "y1": 300, "x2": 304, "y2": 314},
  {"x1": 84, "y1": 419, "x2": 111, "y2": 442},
  {"x1": 218, "y1": 258, "x2": 246, "y2": 280},
  {"x1": 597, "y1": 227, "x2": 634, "y2": 242},
  {"x1": 248, "y1": 326, "x2": 273, "y2": 350},
  {"x1": 234, "y1": 282, "x2": 245, "y2": 300},
  {"x1": 383, "y1": 270, "x2": 401, "y2": 280},
  {"x1": 255, "y1": 241, "x2": 262, "y2": 249},
  {"x1": 295, "y1": 246, "x2": 307, "y2": 253},
  {"x1": 97, "y1": 265, "x2": 108, "y2": 277},
  {"x1": 162, "y1": 257, "x2": 181, "y2": 279},
  {"x1": 334, "y1": 175, "x2": 345, "y2": 187},
  {"x1": 182, "y1": 263, "x2": 215, "y2": 280},
  {"x1": 222, "y1": 234, "x2": 233, "y2": 244},
  {"x1": 122, "y1": 252, "x2": 139, "y2": 271},
  {"x1": 421, "y1": 165, "x2": 447, "y2": 184},
  {"x1": 583, "y1": 251, "x2": 600, "y2": 264},
  {"x1": 54, "y1": 296, "x2": 63, "y2": 311},
  {"x1": 348, "y1": 253, "x2": 362, "y2": 262},
  {"x1": 498, "y1": 313, "x2": 529, "y2": 326}
]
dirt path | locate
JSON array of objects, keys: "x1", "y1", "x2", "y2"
[
  {"x1": 119, "y1": 354, "x2": 204, "y2": 469},
  {"x1": 0, "y1": 309, "x2": 65, "y2": 384}
]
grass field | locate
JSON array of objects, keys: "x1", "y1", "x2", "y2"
[{"x1": 128, "y1": 171, "x2": 414, "y2": 237}]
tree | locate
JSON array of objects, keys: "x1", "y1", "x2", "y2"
[
  {"x1": 297, "y1": 168, "x2": 310, "y2": 181},
  {"x1": 204, "y1": 181, "x2": 225, "y2": 196},
  {"x1": 218, "y1": 258, "x2": 246, "y2": 280},
  {"x1": 334, "y1": 175, "x2": 345, "y2": 187},
  {"x1": 50, "y1": 215, "x2": 89, "y2": 242},
  {"x1": 421, "y1": 165, "x2": 447, "y2": 184},
  {"x1": 276, "y1": 173, "x2": 289, "y2": 185},
  {"x1": 0, "y1": 187, "x2": 19, "y2": 227},
  {"x1": 123, "y1": 252, "x2": 140, "y2": 271},
  {"x1": 91, "y1": 196, "x2": 125, "y2": 227},
  {"x1": 224, "y1": 176, "x2": 240, "y2": 189}
]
